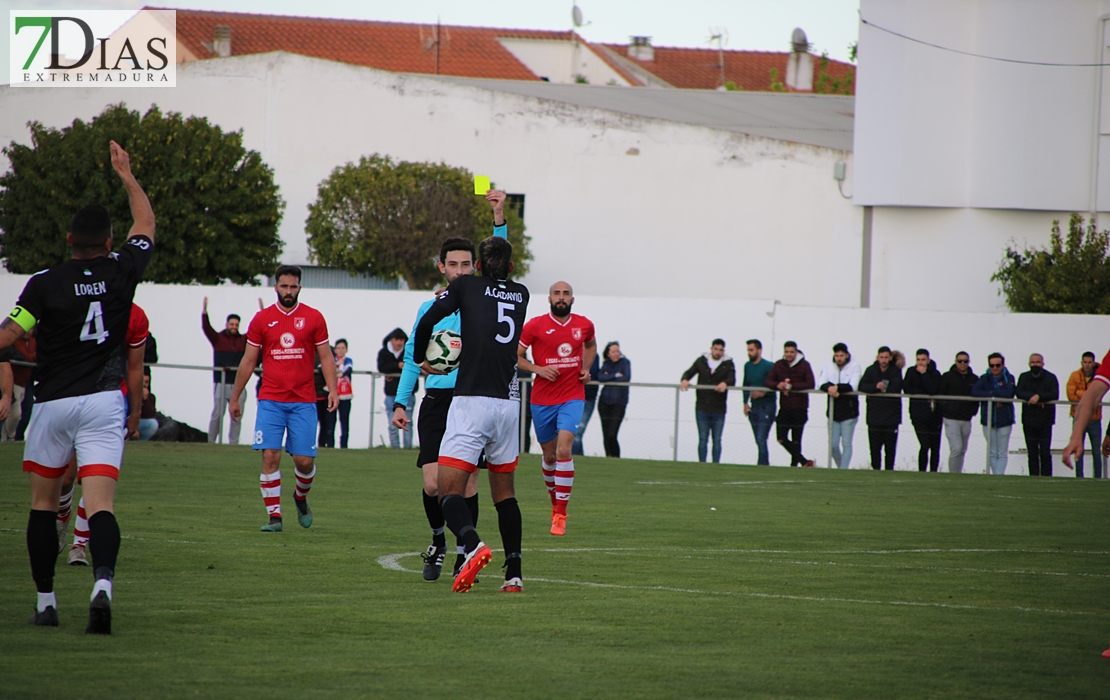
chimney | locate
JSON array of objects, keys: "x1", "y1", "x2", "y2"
[
  {"x1": 785, "y1": 27, "x2": 812, "y2": 91},
  {"x1": 628, "y1": 36, "x2": 653, "y2": 62},
  {"x1": 213, "y1": 25, "x2": 232, "y2": 58}
]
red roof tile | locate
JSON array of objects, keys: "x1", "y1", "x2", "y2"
[{"x1": 602, "y1": 44, "x2": 855, "y2": 94}]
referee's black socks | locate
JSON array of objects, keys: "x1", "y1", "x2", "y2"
[
  {"x1": 441, "y1": 494, "x2": 481, "y2": 553},
  {"x1": 422, "y1": 490, "x2": 446, "y2": 547},
  {"x1": 495, "y1": 497, "x2": 522, "y2": 580},
  {"x1": 27, "y1": 509, "x2": 58, "y2": 593},
  {"x1": 88, "y1": 511, "x2": 120, "y2": 584}
]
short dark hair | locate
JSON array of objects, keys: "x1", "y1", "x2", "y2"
[
  {"x1": 386, "y1": 327, "x2": 408, "y2": 343},
  {"x1": 335, "y1": 338, "x2": 348, "y2": 347},
  {"x1": 70, "y1": 204, "x2": 112, "y2": 250},
  {"x1": 916, "y1": 348, "x2": 930, "y2": 358},
  {"x1": 832, "y1": 342, "x2": 848, "y2": 354},
  {"x1": 711, "y1": 338, "x2": 725, "y2": 348},
  {"x1": 274, "y1": 264, "x2": 302, "y2": 283},
  {"x1": 877, "y1": 345, "x2": 892, "y2": 355},
  {"x1": 227, "y1": 314, "x2": 241, "y2": 323},
  {"x1": 955, "y1": 351, "x2": 970, "y2": 359},
  {"x1": 478, "y1": 236, "x2": 513, "y2": 280},
  {"x1": 439, "y1": 237, "x2": 476, "y2": 264},
  {"x1": 783, "y1": 341, "x2": 797, "y2": 350},
  {"x1": 988, "y1": 352, "x2": 1004, "y2": 363},
  {"x1": 746, "y1": 339, "x2": 762, "y2": 350},
  {"x1": 1083, "y1": 351, "x2": 1096, "y2": 360}
]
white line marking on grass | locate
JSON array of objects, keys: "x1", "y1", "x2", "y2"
[
  {"x1": 375, "y1": 551, "x2": 1101, "y2": 616},
  {"x1": 724, "y1": 557, "x2": 1110, "y2": 579}
]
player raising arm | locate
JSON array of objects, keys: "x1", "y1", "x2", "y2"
[
  {"x1": 0, "y1": 141, "x2": 154, "y2": 634},
  {"x1": 230, "y1": 265, "x2": 337, "y2": 533},
  {"x1": 412, "y1": 236, "x2": 529, "y2": 593}
]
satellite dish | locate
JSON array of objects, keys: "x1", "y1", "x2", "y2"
[{"x1": 572, "y1": 5, "x2": 584, "y2": 28}]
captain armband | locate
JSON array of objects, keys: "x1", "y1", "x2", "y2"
[{"x1": 7, "y1": 306, "x2": 36, "y2": 332}]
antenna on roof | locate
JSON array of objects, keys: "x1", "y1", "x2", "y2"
[
  {"x1": 708, "y1": 27, "x2": 729, "y2": 90},
  {"x1": 420, "y1": 17, "x2": 449, "y2": 74}
]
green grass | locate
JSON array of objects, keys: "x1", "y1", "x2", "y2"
[{"x1": 1, "y1": 442, "x2": 1109, "y2": 699}]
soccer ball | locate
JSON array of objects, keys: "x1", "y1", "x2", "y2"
[{"x1": 426, "y1": 329, "x2": 462, "y2": 373}]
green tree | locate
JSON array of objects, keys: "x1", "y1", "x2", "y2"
[
  {"x1": 305, "y1": 154, "x2": 531, "y2": 290},
  {"x1": 991, "y1": 213, "x2": 1110, "y2": 313},
  {"x1": 813, "y1": 52, "x2": 855, "y2": 95},
  {"x1": 0, "y1": 104, "x2": 284, "y2": 285}
]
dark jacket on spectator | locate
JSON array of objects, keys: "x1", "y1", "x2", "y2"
[
  {"x1": 377, "y1": 333, "x2": 405, "y2": 397},
  {"x1": 584, "y1": 354, "x2": 600, "y2": 403},
  {"x1": 938, "y1": 364, "x2": 980, "y2": 421},
  {"x1": 598, "y1": 356, "x2": 631, "y2": 405},
  {"x1": 859, "y1": 362, "x2": 904, "y2": 428},
  {"x1": 971, "y1": 369, "x2": 1017, "y2": 428},
  {"x1": 902, "y1": 359, "x2": 943, "y2": 428},
  {"x1": 202, "y1": 311, "x2": 247, "y2": 384},
  {"x1": 681, "y1": 353, "x2": 737, "y2": 414},
  {"x1": 1016, "y1": 368, "x2": 1059, "y2": 428},
  {"x1": 765, "y1": 352, "x2": 815, "y2": 411}
]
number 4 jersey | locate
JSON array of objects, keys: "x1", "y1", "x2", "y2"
[
  {"x1": 414, "y1": 275, "x2": 530, "y2": 401},
  {"x1": 10, "y1": 235, "x2": 154, "y2": 403}
]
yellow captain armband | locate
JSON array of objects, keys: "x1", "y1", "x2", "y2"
[{"x1": 7, "y1": 306, "x2": 36, "y2": 333}]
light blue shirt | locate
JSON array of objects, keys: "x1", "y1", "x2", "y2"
[{"x1": 393, "y1": 222, "x2": 508, "y2": 408}]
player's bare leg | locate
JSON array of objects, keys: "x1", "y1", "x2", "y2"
[
  {"x1": 259, "y1": 449, "x2": 284, "y2": 531},
  {"x1": 79, "y1": 475, "x2": 119, "y2": 635},
  {"x1": 440, "y1": 465, "x2": 492, "y2": 592},
  {"x1": 422, "y1": 464, "x2": 479, "y2": 580},
  {"x1": 28, "y1": 472, "x2": 64, "y2": 626},
  {"x1": 540, "y1": 429, "x2": 577, "y2": 536},
  {"x1": 291, "y1": 453, "x2": 317, "y2": 528}
]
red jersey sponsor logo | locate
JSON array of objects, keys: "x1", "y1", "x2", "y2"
[
  {"x1": 246, "y1": 303, "x2": 330, "y2": 403},
  {"x1": 519, "y1": 313, "x2": 596, "y2": 406}
]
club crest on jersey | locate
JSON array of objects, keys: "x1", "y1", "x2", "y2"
[
  {"x1": 294, "y1": 317, "x2": 305, "y2": 330},
  {"x1": 280, "y1": 332, "x2": 295, "y2": 348},
  {"x1": 571, "y1": 328, "x2": 582, "y2": 340},
  {"x1": 558, "y1": 342, "x2": 573, "y2": 358}
]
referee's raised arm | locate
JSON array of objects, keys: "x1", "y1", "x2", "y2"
[{"x1": 110, "y1": 141, "x2": 156, "y2": 243}]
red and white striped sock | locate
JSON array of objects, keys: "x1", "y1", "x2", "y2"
[
  {"x1": 542, "y1": 461, "x2": 557, "y2": 506},
  {"x1": 294, "y1": 465, "x2": 316, "y2": 502},
  {"x1": 260, "y1": 471, "x2": 282, "y2": 519},
  {"x1": 72, "y1": 497, "x2": 90, "y2": 549},
  {"x1": 57, "y1": 489, "x2": 74, "y2": 524},
  {"x1": 554, "y1": 459, "x2": 574, "y2": 516}
]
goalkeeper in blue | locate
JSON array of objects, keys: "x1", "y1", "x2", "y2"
[{"x1": 392, "y1": 190, "x2": 509, "y2": 582}]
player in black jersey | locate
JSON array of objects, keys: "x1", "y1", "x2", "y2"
[
  {"x1": 413, "y1": 236, "x2": 530, "y2": 592},
  {"x1": 0, "y1": 141, "x2": 155, "y2": 633}
]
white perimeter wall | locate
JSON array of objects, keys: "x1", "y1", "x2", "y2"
[
  {"x1": 0, "y1": 52, "x2": 862, "y2": 309},
  {"x1": 0, "y1": 274, "x2": 1104, "y2": 476},
  {"x1": 496, "y1": 39, "x2": 631, "y2": 86}
]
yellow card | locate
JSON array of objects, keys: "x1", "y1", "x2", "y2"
[{"x1": 474, "y1": 176, "x2": 490, "y2": 195}]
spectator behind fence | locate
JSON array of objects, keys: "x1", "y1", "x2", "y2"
[
  {"x1": 333, "y1": 339, "x2": 353, "y2": 449},
  {"x1": 572, "y1": 354, "x2": 600, "y2": 456},
  {"x1": 938, "y1": 351, "x2": 979, "y2": 473},
  {"x1": 680, "y1": 338, "x2": 736, "y2": 464},
  {"x1": 766, "y1": 341, "x2": 816, "y2": 467},
  {"x1": 742, "y1": 339, "x2": 775, "y2": 466},
  {"x1": 139, "y1": 374, "x2": 158, "y2": 441},
  {"x1": 971, "y1": 352, "x2": 1017, "y2": 475},
  {"x1": 1016, "y1": 353, "x2": 1058, "y2": 477},
  {"x1": 2, "y1": 332, "x2": 35, "y2": 441},
  {"x1": 597, "y1": 342, "x2": 630, "y2": 458},
  {"x1": 314, "y1": 348, "x2": 335, "y2": 448},
  {"x1": 860, "y1": 346, "x2": 904, "y2": 470},
  {"x1": 903, "y1": 348, "x2": 943, "y2": 472},
  {"x1": 1066, "y1": 352, "x2": 1102, "y2": 478},
  {"x1": 378, "y1": 327, "x2": 413, "y2": 449},
  {"x1": 818, "y1": 342, "x2": 861, "y2": 469},
  {"x1": 202, "y1": 297, "x2": 247, "y2": 444}
]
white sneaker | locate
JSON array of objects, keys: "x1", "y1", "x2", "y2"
[{"x1": 67, "y1": 545, "x2": 88, "y2": 566}]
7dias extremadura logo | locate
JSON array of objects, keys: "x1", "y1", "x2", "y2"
[{"x1": 9, "y1": 9, "x2": 176, "y2": 87}]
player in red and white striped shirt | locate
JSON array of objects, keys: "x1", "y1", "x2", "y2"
[{"x1": 517, "y1": 281, "x2": 596, "y2": 536}]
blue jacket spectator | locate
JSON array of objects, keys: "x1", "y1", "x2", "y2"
[{"x1": 971, "y1": 365, "x2": 1017, "y2": 428}]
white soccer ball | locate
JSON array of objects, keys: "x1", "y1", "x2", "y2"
[{"x1": 426, "y1": 329, "x2": 462, "y2": 373}]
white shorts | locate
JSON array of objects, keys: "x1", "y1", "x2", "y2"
[
  {"x1": 23, "y1": 391, "x2": 126, "y2": 481},
  {"x1": 439, "y1": 395, "x2": 520, "y2": 473}
]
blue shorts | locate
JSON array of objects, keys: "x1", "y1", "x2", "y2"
[
  {"x1": 253, "y1": 400, "x2": 317, "y2": 457},
  {"x1": 531, "y1": 400, "x2": 584, "y2": 445}
]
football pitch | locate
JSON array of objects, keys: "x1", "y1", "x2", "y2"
[{"x1": 1, "y1": 443, "x2": 1108, "y2": 699}]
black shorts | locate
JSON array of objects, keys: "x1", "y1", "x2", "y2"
[{"x1": 416, "y1": 389, "x2": 485, "y2": 470}]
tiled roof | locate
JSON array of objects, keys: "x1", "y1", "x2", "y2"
[
  {"x1": 602, "y1": 44, "x2": 855, "y2": 94},
  {"x1": 166, "y1": 8, "x2": 559, "y2": 81}
]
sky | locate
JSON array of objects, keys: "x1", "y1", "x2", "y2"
[{"x1": 3, "y1": 0, "x2": 861, "y2": 80}]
